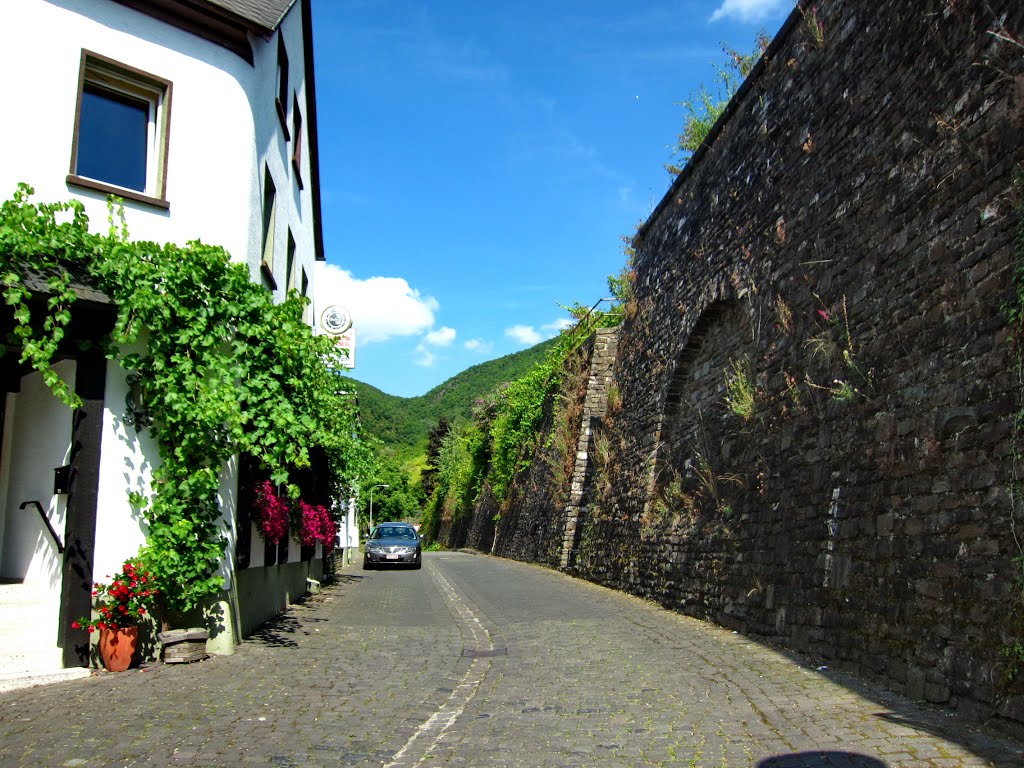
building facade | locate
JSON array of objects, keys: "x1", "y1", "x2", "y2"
[{"x1": 0, "y1": 0, "x2": 328, "y2": 685}]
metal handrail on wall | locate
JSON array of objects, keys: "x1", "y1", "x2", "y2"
[
  {"x1": 20, "y1": 501, "x2": 65, "y2": 554},
  {"x1": 564, "y1": 297, "x2": 623, "y2": 350}
]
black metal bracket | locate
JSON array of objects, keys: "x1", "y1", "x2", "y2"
[{"x1": 20, "y1": 500, "x2": 65, "y2": 554}]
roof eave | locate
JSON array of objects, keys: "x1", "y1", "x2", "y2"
[{"x1": 109, "y1": 0, "x2": 272, "y2": 64}]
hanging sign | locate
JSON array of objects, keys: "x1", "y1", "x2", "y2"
[
  {"x1": 320, "y1": 305, "x2": 353, "y2": 335},
  {"x1": 319, "y1": 305, "x2": 356, "y2": 369},
  {"x1": 333, "y1": 329, "x2": 356, "y2": 369}
]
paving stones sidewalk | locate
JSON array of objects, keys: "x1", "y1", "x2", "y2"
[
  {"x1": 0, "y1": 561, "x2": 460, "y2": 768},
  {"x1": 0, "y1": 552, "x2": 1022, "y2": 768}
]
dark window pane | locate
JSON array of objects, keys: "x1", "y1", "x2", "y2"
[{"x1": 78, "y1": 84, "x2": 149, "y2": 192}]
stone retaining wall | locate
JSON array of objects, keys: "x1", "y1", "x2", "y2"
[{"x1": 464, "y1": 0, "x2": 1024, "y2": 728}]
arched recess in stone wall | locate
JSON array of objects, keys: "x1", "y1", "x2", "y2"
[{"x1": 646, "y1": 298, "x2": 752, "y2": 512}]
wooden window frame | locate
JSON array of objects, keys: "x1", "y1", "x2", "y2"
[
  {"x1": 275, "y1": 36, "x2": 290, "y2": 140},
  {"x1": 285, "y1": 230, "x2": 297, "y2": 293},
  {"x1": 291, "y1": 95, "x2": 303, "y2": 189},
  {"x1": 260, "y1": 166, "x2": 278, "y2": 290},
  {"x1": 67, "y1": 50, "x2": 172, "y2": 209}
]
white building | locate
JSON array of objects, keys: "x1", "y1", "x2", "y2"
[{"x1": 0, "y1": 0, "x2": 329, "y2": 687}]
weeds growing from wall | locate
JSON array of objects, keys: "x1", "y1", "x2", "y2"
[
  {"x1": 665, "y1": 33, "x2": 772, "y2": 176},
  {"x1": 775, "y1": 295, "x2": 794, "y2": 333},
  {"x1": 800, "y1": 4, "x2": 826, "y2": 50},
  {"x1": 542, "y1": 348, "x2": 589, "y2": 507},
  {"x1": 803, "y1": 294, "x2": 873, "y2": 403},
  {"x1": 724, "y1": 356, "x2": 756, "y2": 421},
  {"x1": 690, "y1": 447, "x2": 744, "y2": 519}
]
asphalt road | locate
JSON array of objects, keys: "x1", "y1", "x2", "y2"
[{"x1": 0, "y1": 551, "x2": 1022, "y2": 767}]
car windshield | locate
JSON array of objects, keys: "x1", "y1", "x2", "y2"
[{"x1": 374, "y1": 526, "x2": 416, "y2": 540}]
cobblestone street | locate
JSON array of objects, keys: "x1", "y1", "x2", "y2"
[{"x1": 1, "y1": 551, "x2": 1022, "y2": 768}]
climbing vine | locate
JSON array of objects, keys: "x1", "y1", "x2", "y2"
[
  {"x1": 1, "y1": 184, "x2": 359, "y2": 617},
  {"x1": 422, "y1": 270, "x2": 631, "y2": 549}
]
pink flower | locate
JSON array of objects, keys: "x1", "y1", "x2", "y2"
[
  {"x1": 298, "y1": 501, "x2": 336, "y2": 550},
  {"x1": 254, "y1": 480, "x2": 290, "y2": 544}
]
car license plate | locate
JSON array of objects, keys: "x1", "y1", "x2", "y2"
[{"x1": 385, "y1": 554, "x2": 400, "y2": 560}]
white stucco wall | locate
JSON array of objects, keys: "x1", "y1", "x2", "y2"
[
  {"x1": 1, "y1": 0, "x2": 320, "y2": 315},
  {"x1": 92, "y1": 348, "x2": 153, "y2": 581},
  {"x1": 248, "y1": 1, "x2": 320, "y2": 312},
  {"x1": 1, "y1": 0, "x2": 325, "y2": 657},
  {"x1": 0, "y1": 363, "x2": 75, "y2": 588},
  {"x1": 0, "y1": 395, "x2": 15, "y2": 565}
]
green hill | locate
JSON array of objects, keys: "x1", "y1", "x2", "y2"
[{"x1": 344, "y1": 339, "x2": 555, "y2": 463}]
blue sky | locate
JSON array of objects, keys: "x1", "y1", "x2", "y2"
[{"x1": 311, "y1": 0, "x2": 793, "y2": 398}]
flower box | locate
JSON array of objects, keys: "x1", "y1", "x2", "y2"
[{"x1": 158, "y1": 628, "x2": 209, "y2": 663}]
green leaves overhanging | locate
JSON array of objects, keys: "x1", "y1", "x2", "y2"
[{"x1": 1, "y1": 184, "x2": 360, "y2": 615}]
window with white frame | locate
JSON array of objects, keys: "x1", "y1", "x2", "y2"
[{"x1": 68, "y1": 51, "x2": 171, "y2": 208}]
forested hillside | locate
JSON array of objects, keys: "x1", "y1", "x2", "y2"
[{"x1": 345, "y1": 339, "x2": 555, "y2": 462}]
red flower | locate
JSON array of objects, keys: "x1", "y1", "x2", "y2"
[{"x1": 71, "y1": 557, "x2": 159, "y2": 633}]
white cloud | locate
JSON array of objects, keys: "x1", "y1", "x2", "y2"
[
  {"x1": 543, "y1": 318, "x2": 574, "y2": 334},
  {"x1": 506, "y1": 324, "x2": 544, "y2": 346},
  {"x1": 506, "y1": 316, "x2": 574, "y2": 347},
  {"x1": 424, "y1": 326, "x2": 457, "y2": 347},
  {"x1": 414, "y1": 326, "x2": 457, "y2": 367},
  {"x1": 414, "y1": 344, "x2": 436, "y2": 367},
  {"x1": 314, "y1": 263, "x2": 439, "y2": 343},
  {"x1": 709, "y1": 0, "x2": 788, "y2": 23},
  {"x1": 465, "y1": 338, "x2": 494, "y2": 354}
]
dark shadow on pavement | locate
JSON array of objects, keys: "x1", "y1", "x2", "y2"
[
  {"x1": 741, "y1": 633, "x2": 1024, "y2": 768},
  {"x1": 246, "y1": 574, "x2": 366, "y2": 649},
  {"x1": 873, "y1": 710, "x2": 1022, "y2": 766},
  {"x1": 758, "y1": 752, "x2": 886, "y2": 767},
  {"x1": 248, "y1": 614, "x2": 302, "y2": 648}
]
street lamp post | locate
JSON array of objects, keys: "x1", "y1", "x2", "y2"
[{"x1": 369, "y1": 484, "x2": 390, "y2": 534}]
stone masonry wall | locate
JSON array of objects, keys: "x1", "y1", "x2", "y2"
[{"x1": 476, "y1": 0, "x2": 1024, "y2": 730}]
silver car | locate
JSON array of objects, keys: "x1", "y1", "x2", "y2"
[{"x1": 363, "y1": 522, "x2": 422, "y2": 570}]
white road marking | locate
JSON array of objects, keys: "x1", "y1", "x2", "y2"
[{"x1": 383, "y1": 561, "x2": 494, "y2": 768}]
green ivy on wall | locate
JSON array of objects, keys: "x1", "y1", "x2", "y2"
[
  {"x1": 1, "y1": 184, "x2": 360, "y2": 617},
  {"x1": 420, "y1": 266, "x2": 632, "y2": 543}
]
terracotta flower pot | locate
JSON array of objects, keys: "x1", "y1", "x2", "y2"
[{"x1": 99, "y1": 625, "x2": 139, "y2": 672}]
